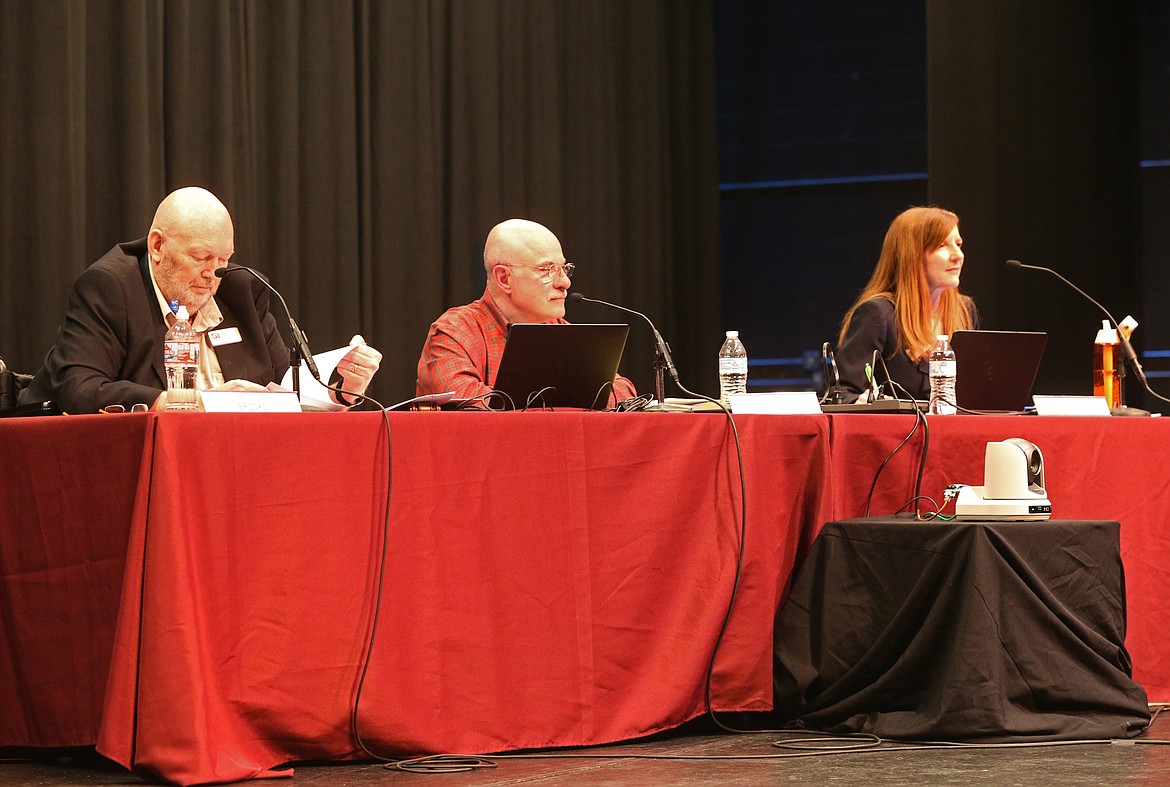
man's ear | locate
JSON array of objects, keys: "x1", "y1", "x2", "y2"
[
  {"x1": 490, "y1": 264, "x2": 512, "y2": 294},
  {"x1": 146, "y1": 228, "x2": 165, "y2": 262}
]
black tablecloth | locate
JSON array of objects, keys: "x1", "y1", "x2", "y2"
[{"x1": 774, "y1": 517, "x2": 1150, "y2": 741}]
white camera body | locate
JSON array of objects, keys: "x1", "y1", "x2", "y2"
[{"x1": 953, "y1": 438, "x2": 1052, "y2": 520}]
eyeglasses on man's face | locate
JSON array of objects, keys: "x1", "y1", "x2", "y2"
[{"x1": 499, "y1": 261, "x2": 575, "y2": 282}]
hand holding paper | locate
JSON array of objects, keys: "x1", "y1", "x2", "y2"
[
  {"x1": 334, "y1": 335, "x2": 382, "y2": 404},
  {"x1": 279, "y1": 335, "x2": 383, "y2": 409}
]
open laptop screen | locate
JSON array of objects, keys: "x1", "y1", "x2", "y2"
[
  {"x1": 492, "y1": 323, "x2": 630, "y2": 410},
  {"x1": 950, "y1": 330, "x2": 1047, "y2": 412}
]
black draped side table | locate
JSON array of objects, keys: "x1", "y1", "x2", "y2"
[{"x1": 773, "y1": 517, "x2": 1150, "y2": 741}]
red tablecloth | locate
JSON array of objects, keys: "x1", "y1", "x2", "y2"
[
  {"x1": 0, "y1": 415, "x2": 146, "y2": 746},
  {"x1": 3, "y1": 411, "x2": 1169, "y2": 786},
  {"x1": 2, "y1": 411, "x2": 832, "y2": 785}
]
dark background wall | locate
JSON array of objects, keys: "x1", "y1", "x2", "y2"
[
  {"x1": 716, "y1": 0, "x2": 928, "y2": 389},
  {"x1": 927, "y1": 0, "x2": 1142, "y2": 403},
  {"x1": 718, "y1": 0, "x2": 1169, "y2": 412},
  {"x1": 2, "y1": 0, "x2": 1168, "y2": 410}
]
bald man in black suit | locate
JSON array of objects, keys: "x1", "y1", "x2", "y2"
[{"x1": 21, "y1": 187, "x2": 380, "y2": 414}]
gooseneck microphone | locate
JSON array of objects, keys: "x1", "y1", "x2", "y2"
[
  {"x1": 1005, "y1": 259, "x2": 1164, "y2": 410},
  {"x1": 570, "y1": 292, "x2": 678, "y2": 379},
  {"x1": 215, "y1": 265, "x2": 321, "y2": 386},
  {"x1": 1005, "y1": 259, "x2": 1145, "y2": 383}
]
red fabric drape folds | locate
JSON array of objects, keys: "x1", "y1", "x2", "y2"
[
  {"x1": 86, "y1": 411, "x2": 828, "y2": 784},
  {"x1": 5, "y1": 411, "x2": 1170, "y2": 786}
]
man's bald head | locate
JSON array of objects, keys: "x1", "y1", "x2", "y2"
[
  {"x1": 483, "y1": 219, "x2": 563, "y2": 274},
  {"x1": 151, "y1": 186, "x2": 234, "y2": 241},
  {"x1": 147, "y1": 187, "x2": 235, "y2": 313},
  {"x1": 482, "y1": 218, "x2": 570, "y2": 324}
]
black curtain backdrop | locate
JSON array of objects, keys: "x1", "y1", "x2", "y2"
[
  {"x1": 0, "y1": 0, "x2": 722, "y2": 406},
  {"x1": 926, "y1": 1, "x2": 1144, "y2": 407}
]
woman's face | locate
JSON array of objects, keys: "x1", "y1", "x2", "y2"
[{"x1": 924, "y1": 224, "x2": 964, "y2": 303}]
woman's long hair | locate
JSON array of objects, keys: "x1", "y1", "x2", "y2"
[{"x1": 839, "y1": 206, "x2": 974, "y2": 362}]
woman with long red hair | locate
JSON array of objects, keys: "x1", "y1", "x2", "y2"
[{"x1": 836, "y1": 206, "x2": 978, "y2": 402}]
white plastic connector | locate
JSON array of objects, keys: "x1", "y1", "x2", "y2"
[{"x1": 943, "y1": 483, "x2": 969, "y2": 502}]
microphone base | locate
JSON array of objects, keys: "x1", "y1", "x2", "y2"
[
  {"x1": 1110, "y1": 405, "x2": 1152, "y2": 417},
  {"x1": 823, "y1": 386, "x2": 847, "y2": 405},
  {"x1": 646, "y1": 398, "x2": 723, "y2": 413}
]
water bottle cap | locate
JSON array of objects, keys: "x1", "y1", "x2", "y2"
[
  {"x1": 936, "y1": 334, "x2": 948, "y2": 341},
  {"x1": 726, "y1": 330, "x2": 738, "y2": 338}
]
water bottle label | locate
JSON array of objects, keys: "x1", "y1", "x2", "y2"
[
  {"x1": 719, "y1": 358, "x2": 748, "y2": 375},
  {"x1": 165, "y1": 341, "x2": 200, "y2": 364},
  {"x1": 928, "y1": 360, "x2": 956, "y2": 376}
]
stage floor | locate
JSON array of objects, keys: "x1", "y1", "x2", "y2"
[{"x1": 5, "y1": 710, "x2": 1170, "y2": 786}]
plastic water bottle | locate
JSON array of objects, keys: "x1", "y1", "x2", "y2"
[
  {"x1": 164, "y1": 302, "x2": 200, "y2": 411},
  {"x1": 928, "y1": 334, "x2": 956, "y2": 415},
  {"x1": 718, "y1": 331, "x2": 748, "y2": 408}
]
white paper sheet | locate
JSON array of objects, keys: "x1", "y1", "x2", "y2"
[
  {"x1": 200, "y1": 390, "x2": 302, "y2": 413},
  {"x1": 1032, "y1": 395, "x2": 1112, "y2": 417},
  {"x1": 279, "y1": 343, "x2": 356, "y2": 410},
  {"x1": 727, "y1": 391, "x2": 822, "y2": 414}
]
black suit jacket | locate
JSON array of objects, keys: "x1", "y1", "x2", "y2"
[
  {"x1": 836, "y1": 297, "x2": 979, "y2": 403},
  {"x1": 21, "y1": 239, "x2": 290, "y2": 414}
]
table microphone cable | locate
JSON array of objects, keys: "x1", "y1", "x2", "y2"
[
  {"x1": 606, "y1": 341, "x2": 751, "y2": 736},
  {"x1": 306, "y1": 365, "x2": 404, "y2": 744},
  {"x1": 857, "y1": 377, "x2": 930, "y2": 520},
  {"x1": 328, "y1": 387, "x2": 399, "y2": 766},
  {"x1": 688, "y1": 390, "x2": 749, "y2": 737},
  {"x1": 565, "y1": 292, "x2": 752, "y2": 734},
  {"x1": 860, "y1": 356, "x2": 935, "y2": 521},
  {"x1": 237, "y1": 280, "x2": 404, "y2": 764}
]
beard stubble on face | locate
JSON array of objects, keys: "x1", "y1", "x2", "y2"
[{"x1": 156, "y1": 248, "x2": 215, "y2": 314}]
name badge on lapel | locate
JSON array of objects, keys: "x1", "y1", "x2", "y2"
[{"x1": 208, "y1": 327, "x2": 242, "y2": 347}]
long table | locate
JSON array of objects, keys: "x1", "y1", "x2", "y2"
[
  {"x1": 1, "y1": 411, "x2": 832, "y2": 784},
  {"x1": 2, "y1": 411, "x2": 1168, "y2": 785}
]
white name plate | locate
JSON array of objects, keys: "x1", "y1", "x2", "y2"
[
  {"x1": 1032, "y1": 395, "x2": 1112, "y2": 417},
  {"x1": 199, "y1": 391, "x2": 303, "y2": 413},
  {"x1": 728, "y1": 391, "x2": 822, "y2": 415}
]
